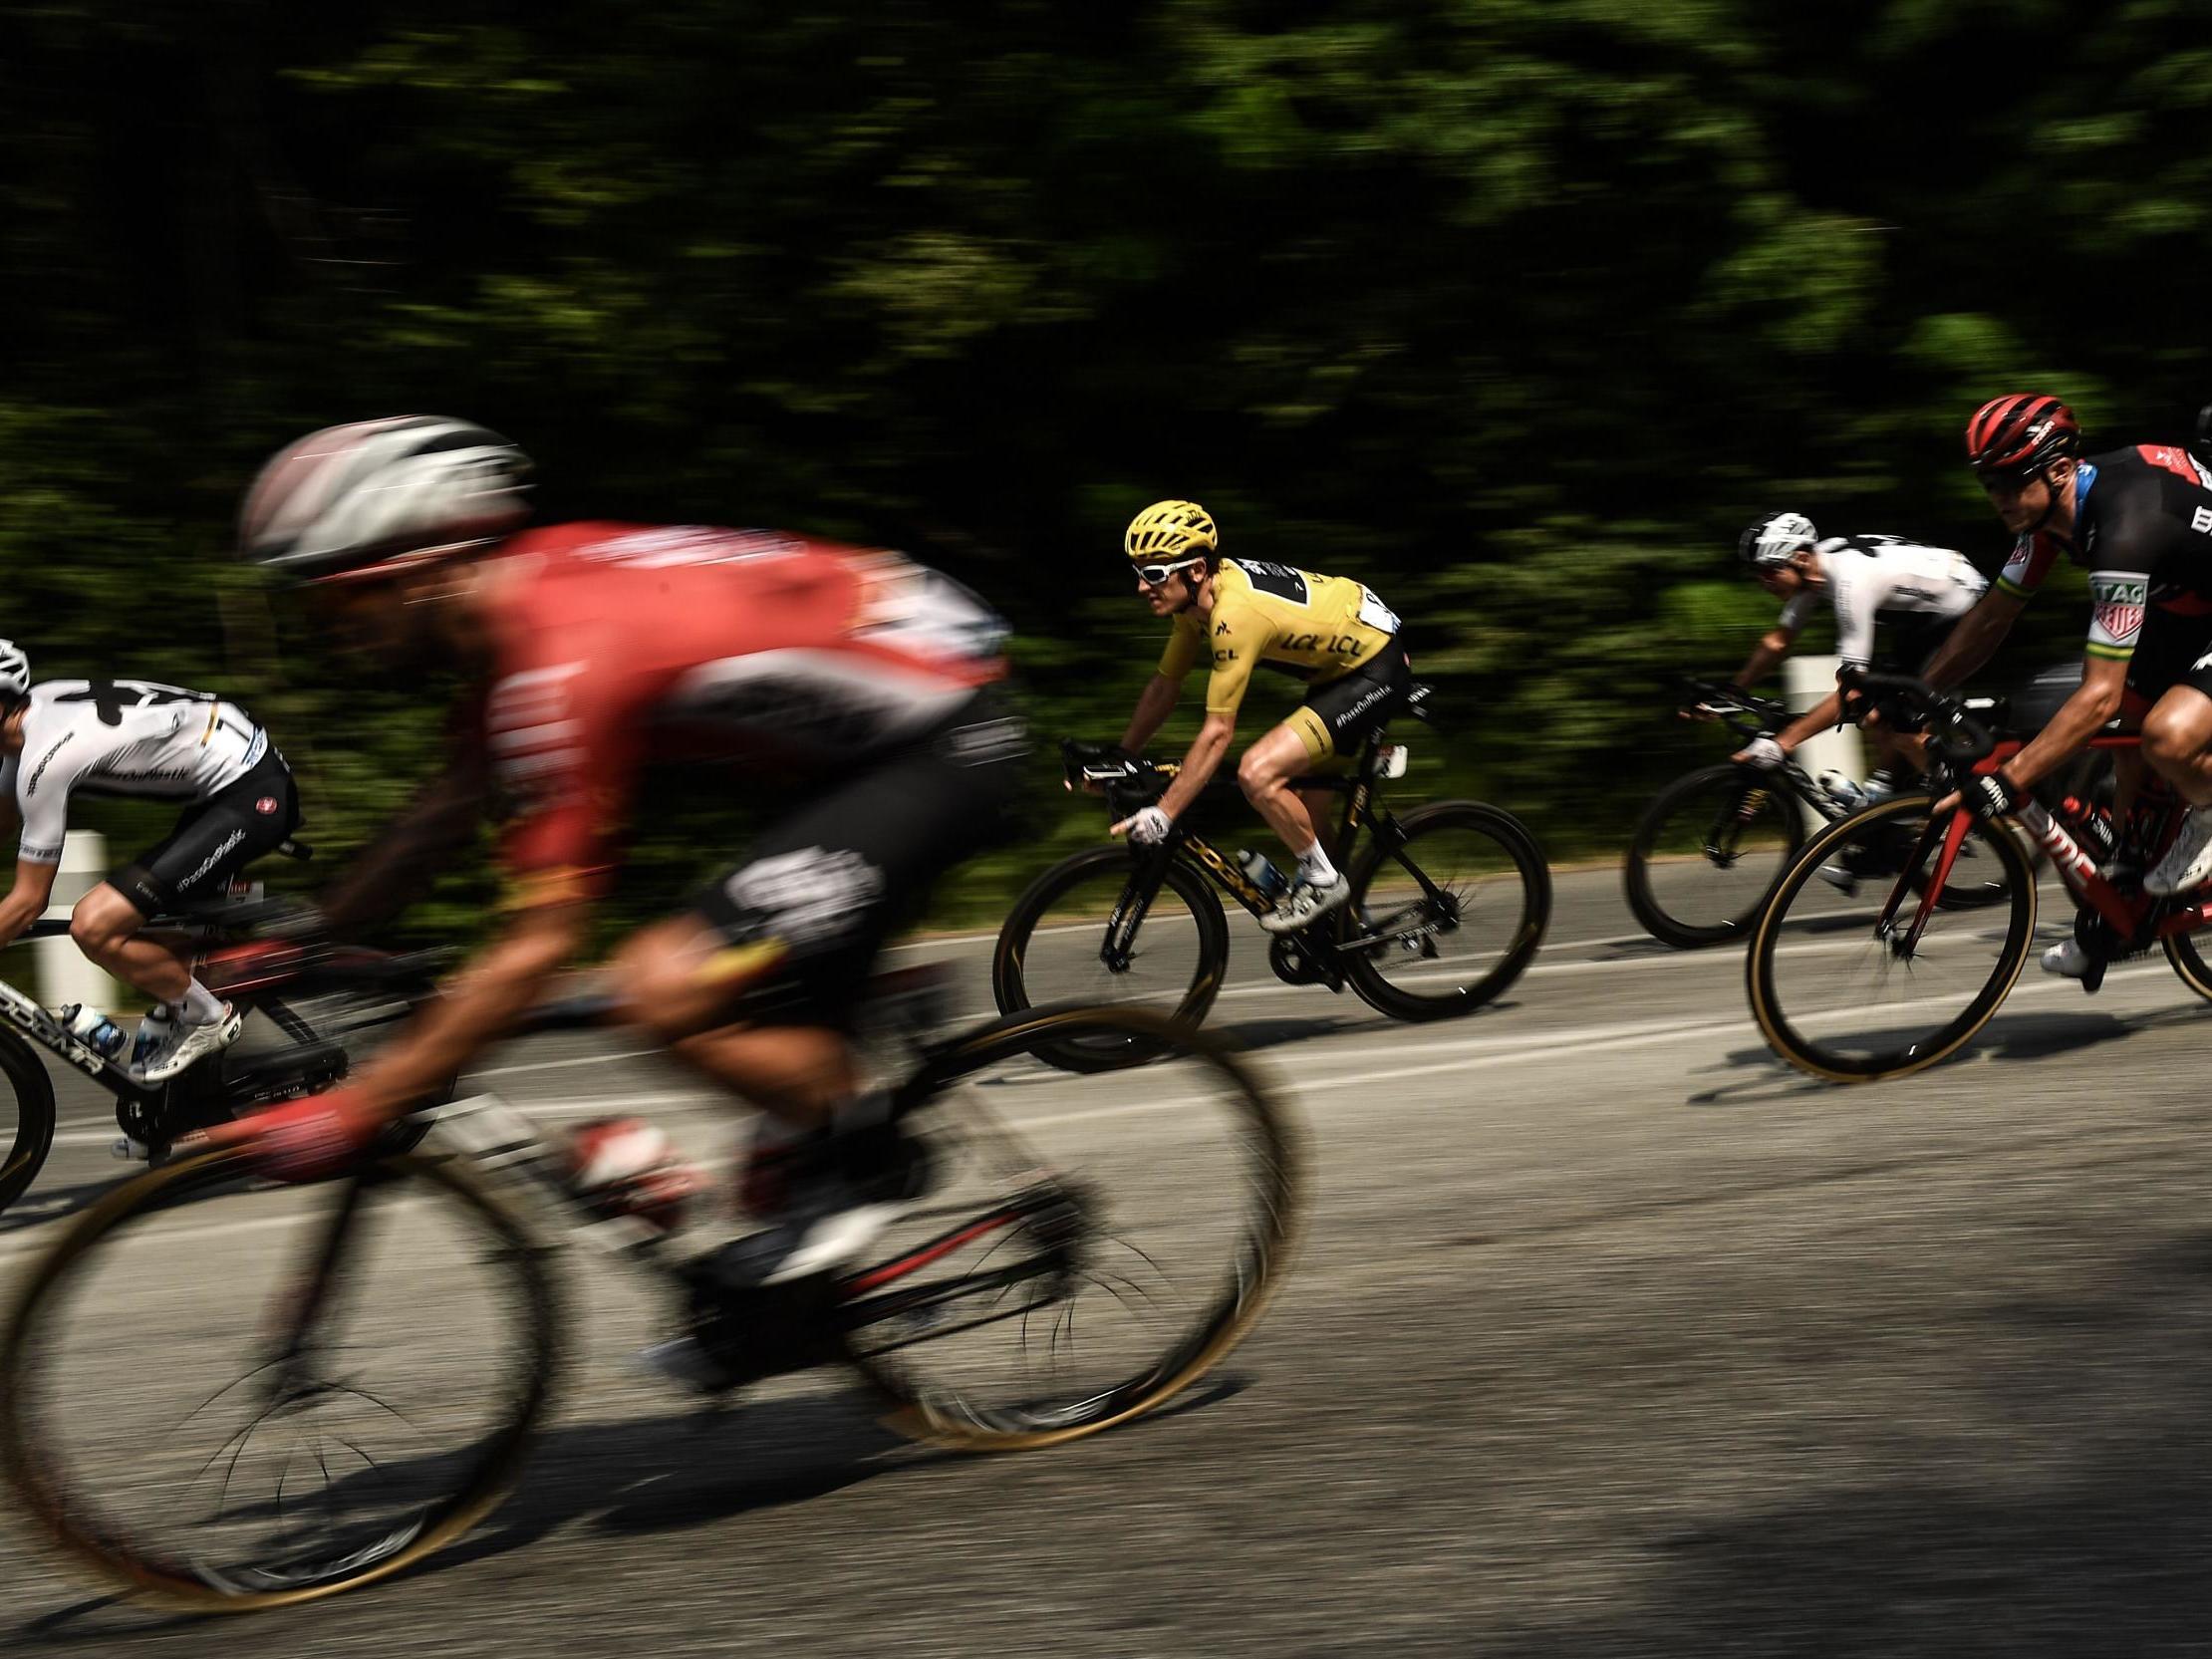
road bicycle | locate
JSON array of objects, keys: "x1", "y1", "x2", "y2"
[
  {"x1": 0, "y1": 896, "x2": 440, "y2": 1218},
  {"x1": 1623, "y1": 676, "x2": 2017, "y2": 949},
  {"x1": 991, "y1": 700, "x2": 1550, "y2": 1071},
  {"x1": 1745, "y1": 671, "x2": 2212, "y2": 1082},
  {"x1": 0, "y1": 992, "x2": 1301, "y2": 1610}
]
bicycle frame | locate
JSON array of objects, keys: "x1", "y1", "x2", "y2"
[
  {"x1": 0, "y1": 922, "x2": 170, "y2": 1104},
  {"x1": 0, "y1": 918, "x2": 437, "y2": 1138},
  {"x1": 1880, "y1": 732, "x2": 2202, "y2": 954},
  {"x1": 1104, "y1": 731, "x2": 1432, "y2": 960},
  {"x1": 408, "y1": 997, "x2": 1084, "y2": 1343}
]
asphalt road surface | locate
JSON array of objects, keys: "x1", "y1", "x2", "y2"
[{"x1": 7, "y1": 864, "x2": 2212, "y2": 1656}]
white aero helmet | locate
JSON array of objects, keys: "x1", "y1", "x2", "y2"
[
  {"x1": 0, "y1": 638, "x2": 26, "y2": 701},
  {"x1": 239, "y1": 416, "x2": 533, "y2": 583},
  {"x1": 1737, "y1": 511, "x2": 1818, "y2": 570}
]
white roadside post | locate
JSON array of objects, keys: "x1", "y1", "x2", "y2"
[
  {"x1": 35, "y1": 831, "x2": 117, "y2": 1014},
  {"x1": 1783, "y1": 656, "x2": 1865, "y2": 831}
]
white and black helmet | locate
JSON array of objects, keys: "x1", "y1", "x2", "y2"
[
  {"x1": 1737, "y1": 511, "x2": 1818, "y2": 570},
  {"x1": 0, "y1": 637, "x2": 27, "y2": 703},
  {"x1": 239, "y1": 416, "x2": 533, "y2": 582}
]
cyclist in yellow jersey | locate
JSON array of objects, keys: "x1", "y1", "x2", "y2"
[{"x1": 1109, "y1": 499, "x2": 1411, "y2": 933}]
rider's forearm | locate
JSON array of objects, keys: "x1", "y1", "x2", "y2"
[
  {"x1": 1118, "y1": 676, "x2": 1181, "y2": 754},
  {"x1": 1734, "y1": 630, "x2": 1794, "y2": 689},
  {"x1": 0, "y1": 859, "x2": 59, "y2": 949},
  {"x1": 344, "y1": 902, "x2": 584, "y2": 1119},
  {"x1": 1776, "y1": 690, "x2": 1843, "y2": 753},
  {"x1": 0, "y1": 892, "x2": 38, "y2": 950},
  {"x1": 1158, "y1": 718, "x2": 1235, "y2": 820}
]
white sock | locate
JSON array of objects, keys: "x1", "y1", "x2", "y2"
[
  {"x1": 177, "y1": 978, "x2": 224, "y2": 1027},
  {"x1": 1295, "y1": 845, "x2": 1339, "y2": 886}
]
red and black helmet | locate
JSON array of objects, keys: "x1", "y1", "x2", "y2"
[{"x1": 1964, "y1": 394, "x2": 2080, "y2": 475}]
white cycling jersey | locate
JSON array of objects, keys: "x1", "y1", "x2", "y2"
[
  {"x1": 0, "y1": 680, "x2": 267, "y2": 865},
  {"x1": 1777, "y1": 534, "x2": 1988, "y2": 670}
]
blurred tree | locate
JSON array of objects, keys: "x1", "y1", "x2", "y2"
[{"x1": 0, "y1": 0, "x2": 2200, "y2": 929}]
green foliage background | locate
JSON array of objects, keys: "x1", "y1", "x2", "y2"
[{"x1": 6, "y1": 0, "x2": 2207, "y2": 937}]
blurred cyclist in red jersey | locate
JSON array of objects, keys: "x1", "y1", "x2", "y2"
[{"x1": 204, "y1": 418, "x2": 1025, "y2": 1380}]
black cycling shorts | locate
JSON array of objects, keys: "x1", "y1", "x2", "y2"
[
  {"x1": 114, "y1": 747, "x2": 301, "y2": 918},
  {"x1": 1289, "y1": 640, "x2": 1414, "y2": 762},
  {"x1": 2121, "y1": 603, "x2": 2212, "y2": 713},
  {"x1": 689, "y1": 691, "x2": 1028, "y2": 1029}
]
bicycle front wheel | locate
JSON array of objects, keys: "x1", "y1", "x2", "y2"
[
  {"x1": 1341, "y1": 801, "x2": 1550, "y2": 1019},
  {"x1": 0, "y1": 1028, "x2": 58, "y2": 1216},
  {"x1": 0, "y1": 1148, "x2": 561, "y2": 1610},
  {"x1": 1747, "y1": 796, "x2": 2038, "y2": 1082},
  {"x1": 842, "y1": 1005, "x2": 1301, "y2": 1451},
  {"x1": 1623, "y1": 763, "x2": 1808, "y2": 949},
  {"x1": 990, "y1": 846, "x2": 1229, "y2": 1071}
]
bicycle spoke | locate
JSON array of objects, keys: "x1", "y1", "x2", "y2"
[
  {"x1": 1628, "y1": 766, "x2": 1802, "y2": 947},
  {"x1": 1751, "y1": 798, "x2": 2035, "y2": 1080},
  {"x1": 844, "y1": 1009, "x2": 1297, "y2": 1445},
  {"x1": 3, "y1": 1154, "x2": 557, "y2": 1602},
  {"x1": 1349, "y1": 804, "x2": 1545, "y2": 1013}
]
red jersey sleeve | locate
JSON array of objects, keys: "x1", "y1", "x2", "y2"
[
  {"x1": 485, "y1": 655, "x2": 639, "y2": 904},
  {"x1": 1995, "y1": 532, "x2": 2060, "y2": 601}
]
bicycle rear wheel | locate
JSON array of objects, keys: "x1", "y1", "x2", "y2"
[
  {"x1": 1747, "y1": 796, "x2": 2038, "y2": 1082},
  {"x1": 1341, "y1": 801, "x2": 1550, "y2": 1019},
  {"x1": 841, "y1": 1005, "x2": 1301, "y2": 1450},
  {"x1": 0, "y1": 1148, "x2": 561, "y2": 1610},
  {"x1": 1623, "y1": 764, "x2": 1807, "y2": 949},
  {"x1": 991, "y1": 846, "x2": 1229, "y2": 1072},
  {"x1": 0, "y1": 1028, "x2": 57, "y2": 1217}
]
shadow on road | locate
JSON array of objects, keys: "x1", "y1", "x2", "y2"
[
  {"x1": 10, "y1": 1373, "x2": 1248, "y2": 1644},
  {"x1": 1214, "y1": 1012, "x2": 1368, "y2": 1052},
  {"x1": 1683, "y1": 1049, "x2": 1835, "y2": 1106},
  {"x1": 0, "y1": 1175, "x2": 131, "y2": 1239},
  {"x1": 1473, "y1": 1237, "x2": 2212, "y2": 1657}
]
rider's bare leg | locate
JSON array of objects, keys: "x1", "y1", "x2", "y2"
[
  {"x1": 609, "y1": 915, "x2": 854, "y2": 1126},
  {"x1": 1292, "y1": 781, "x2": 1341, "y2": 861},
  {"x1": 1866, "y1": 726, "x2": 1924, "y2": 783},
  {"x1": 1237, "y1": 724, "x2": 1324, "y2": 855},
  {"x1": 2140, "y1": 685, "x2": 2212, "y2": 806},
  {"x1": 69, "y1": 884, "x2": 192, "y2": 1003}
]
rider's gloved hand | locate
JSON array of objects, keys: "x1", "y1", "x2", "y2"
[
  {"x1": 1734, "y1": 736, "x2": 1786, "y2": 771},
  {"x1": 1114, "y1": 805, "x2": 1175, "y2": 846},
  {"x1": 184, "y1": 1086, "x2": 389, "y2": 1184},
  {"x1": 1957, "y1": 771, "x2": 2023, "y2": 824}
]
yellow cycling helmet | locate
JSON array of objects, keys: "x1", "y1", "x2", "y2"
[{"x1": 1124, "y1": 499, "x2": 1219, "y2": 562}]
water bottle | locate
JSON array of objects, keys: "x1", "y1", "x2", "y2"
[
  {"x1": 58, "y1": 1002, "x2": 127, "y2": 1061},
  {"x1": 2061, "y1": 794, "x2": 2118, "y2": 863},
  {"x1": 1237, "y1": 849, "x2": 1289, "y2": 904}
]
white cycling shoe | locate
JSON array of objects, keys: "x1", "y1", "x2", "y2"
[
  {"x1": 1259, "y1": 875, "x2": 1351, "y2": 936},
  {"x1": 635, "y1": 1115, "x2": 925, "y2": 1393},
  {"x1": 2146, "y1": 807, "x2": 2212, "y2": 896},
  {"x1": 2041, "y1": 939, "x2": 2092, "y2": 980},
  {"x1": 135, "y1": 1004, "x2": 243, "y2": 1083}
]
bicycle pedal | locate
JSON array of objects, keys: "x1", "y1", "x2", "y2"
[
  {"x1": 110, "y1": 1135, "x2": 150, "y2": 1163},
  {"x1": 2080, "y1": 959, "x2": 2108, "y2": 995}
]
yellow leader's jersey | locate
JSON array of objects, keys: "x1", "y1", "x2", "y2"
[{"x1": 1157, "y1": 557, "x2": 1401, "y2": 719}]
